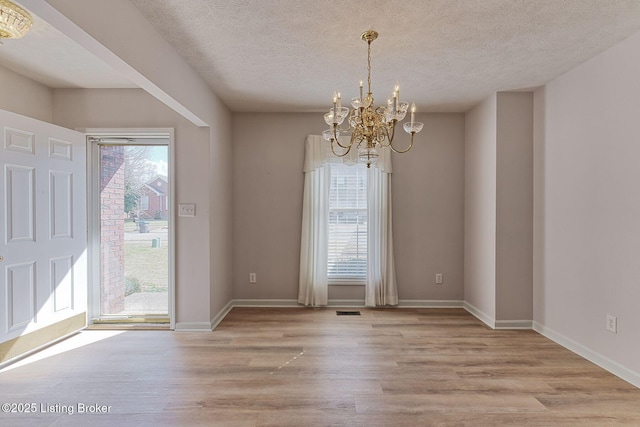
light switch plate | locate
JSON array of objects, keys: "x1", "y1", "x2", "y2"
[
  {"x1": 606, "y1": 314, "x2": 617, "y2": 333},
  {"x1": 178, "y1": 203, "x2": 196, "y2": 217}
]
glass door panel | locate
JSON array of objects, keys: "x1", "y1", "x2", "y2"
[{"x1": 98, "y1": 144, "x2": 169, "y2": 319}]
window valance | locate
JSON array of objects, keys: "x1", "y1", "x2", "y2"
[{"x1": 303, "y1": 135, "x2": 393, "y2": 173}]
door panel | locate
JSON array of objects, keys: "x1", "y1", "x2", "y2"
[
  {"x1": 6, "y1": 262, "x2": 35, "y2": 332},
  {"x1": 6, "y1": 165, "x2": 35, "y2": 243},
  {"x1": 50, "y1": 170, "x2": 74, "y2": 239},
  {"x1": 0, "y1": 109, "x2": 86, "y2": 344}
]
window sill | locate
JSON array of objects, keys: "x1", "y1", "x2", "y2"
[{"x1": 328, "y1": 281, "x2": 365, "y2": 286}]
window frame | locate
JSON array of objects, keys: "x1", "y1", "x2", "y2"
[
  {"x1": 327, "y1": 162, "x2": 367, "y2": 286},
  {"x1": 140, "y1": 194, "x2": 149, "y2": 211}
]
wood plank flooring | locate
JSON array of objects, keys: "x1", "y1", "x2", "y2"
[{"x1": 0, "y1": 307, "x2": 639, "y2": 426}]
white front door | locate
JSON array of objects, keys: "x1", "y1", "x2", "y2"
[{"x1": 0, "y1": 110, "x2": 86, "y2": 344}]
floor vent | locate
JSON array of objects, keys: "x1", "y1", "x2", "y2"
[{"x1": 336, "y1": 311, "x2": 361, "y2": 316}]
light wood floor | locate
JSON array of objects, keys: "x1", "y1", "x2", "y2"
[{"x1": 1, "y1": 307, "x2": 639, "y2": 426}]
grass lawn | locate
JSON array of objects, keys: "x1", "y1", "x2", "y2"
[{"x1": 125, "y1": 242, "x2": 168, "y2": 292}]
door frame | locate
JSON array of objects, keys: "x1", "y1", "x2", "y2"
[{"x1": 84, "y1": 128, "x2": 175, "y2": 330}]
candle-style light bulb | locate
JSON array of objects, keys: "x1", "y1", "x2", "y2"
[
  {"x1": 392, "y1": 89, "x2": 398, "y2": 114},
  {"x1": 359, "y1": 80, "x2": 363, "y2": 100},
  {"x1": 411, "y1": 102, "x2": 416, "y2": 125},
  {"x1": 337, "y1": 92, "x2": 341, "y2": 110},
  {"x1": 332, "y1": 92, "x2": 337, "y2": 124}
]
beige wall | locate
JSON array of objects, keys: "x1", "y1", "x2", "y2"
[
  {"x1": 392, "y1": 113, "x2": 465, "y2": 301},
  {"x1": 464, "y1": 92, "x2": 534, "y2": 324},
  {"x1": 232, "y1": 113, "x2": 312, "y2": 301},
  {"x1": 232, "y1": 112, "x2": 465, "y2": 303},
  {"x1": 52, "y1": 88, "x2": 228, "y2": 326},
  {"x1": 44, "y1": 0, "x2": 213, "y2": 126},
  {"x1": 496, "y1": 92, "x2": 533, "y2": 321},
  {"x1": 38, "y1": 0, "x2": 234, "y2": 326},
  {"x1": 209, "y1": 96, "x2": 234, "y2": 317},
  {"x1": 0, "y1": 65, "x2": 53, "y2": 123},
  {"x1": 534, "y1": 30, "x2": 640, "y2": 377},
  {"x1": 464, "y1": 94, "x2": 497, "y2": 319}
]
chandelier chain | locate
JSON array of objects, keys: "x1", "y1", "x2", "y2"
[{"x1": 367, "y1": 41, "x2": 372, "y2": 95}]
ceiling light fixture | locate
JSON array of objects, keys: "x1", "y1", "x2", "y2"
[
  {"x1": 323, "y1": 30, "x2": 423, "y2": 168},
  {"x1": 0, "y1": 0, "x2": 32, "y2": 41}
]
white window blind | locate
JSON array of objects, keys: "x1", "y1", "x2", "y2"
[
  {"x1": 140, "y1": 195, "x2": 149, "y2": 211},
  {"x1": 328, "y1": 163, "x2": 367, "y2": 283}
]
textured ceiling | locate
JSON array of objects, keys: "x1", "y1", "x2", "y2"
[
  {"x1": 130, "y1": 0, "x2": 640, "y2": 113},
  {"x1": 2, "y1": 1, "x2": 640, "y2": 114}
]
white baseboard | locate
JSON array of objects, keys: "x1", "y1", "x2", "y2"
[
  {"x1": 462, "y1": 302, "x2": 534, "y2": 330},
  {"x1": 463, "y1": 301, "x2": 495, "y2": 328},
  {"x1": 494, "y1": 320, "x2": 533, "y2": 329},
  {"x1": 232, "y1": 299, "x2": 299, "y2": 307},
  {"x1": 398, "y1": 300, "x2": 464, "y2": 308},
  {"x1": 210, "y1": 300, "x2": 234, "y2": 330},
  {"x1": 232, "y1": 299, "x2": 367, "y2": 308},
  {"x1": 533, "y1": 321, "x2": 640, "y2": 389},
  {"x1": 231, "y1": 299, "x2": 465, "y2": 309},
  {"x1": 174, "y1": 321, "x2": 212, "y2": 332}
]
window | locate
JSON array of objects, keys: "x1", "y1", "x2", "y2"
[
  {"x1": 328, "y1": 162, "x2": 367, "y2": 283},
  {"x1": 140, "y1": 195, "x2": 149, "y2": 211}
]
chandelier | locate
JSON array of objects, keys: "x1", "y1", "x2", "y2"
[
  {"x1": 0, "y1": 0, "x2": 32, "y2": 41},
  {"x1": 323, "y1": 30, "x2": 423, "y2": 168}
]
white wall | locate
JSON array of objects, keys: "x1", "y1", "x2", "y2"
[
  {"x1": 464, "y1": 94, "x2": 497, "y2": 319},
  {"x1": 0, "y1": 65, "x2": 53, "y2": 123},
  {"x1": 52, "y1": 88, "x2": 219, "y2": 326},
  {"x1": 232, "y1": 112, "x2": 465, "y2": 303},
  {"x1": 535, "y1": 30, "x2": 640, "y2": 380}
]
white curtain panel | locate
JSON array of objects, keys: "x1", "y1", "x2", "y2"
[
  {"x1": 298, "y1": 135, "x2": 397, "y2": 306},
  {"x1": 298, "y1": 163, "x2": 330, "y2": 306},
  {"x1": 365, "y1": 166, "x2": 399, "y2": 306}
]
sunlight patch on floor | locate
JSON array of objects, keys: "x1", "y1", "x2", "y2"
[{"x1": 0, "y1": 330, "x2": 124, "y2": 373}]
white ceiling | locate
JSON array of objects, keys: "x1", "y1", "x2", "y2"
[{"x1": 2, "y1": 1, "x2": 640, "y2": 113}]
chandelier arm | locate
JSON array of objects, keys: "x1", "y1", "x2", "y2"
[
  {"x1": 330, "y1": 139, "x2": 352, "y2": 157},
  {"x1": 387, "y1": 119, "x2": 397, "y2": 144},
  {"x1": 389, "y1": 131, "x2": 415, "y2": 154},
  {"x1": 332, "y1": 125, "x2": 352, "y2": 149}
]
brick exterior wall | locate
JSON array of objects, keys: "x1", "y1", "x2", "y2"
[
  {"x1": 100, "y1": 146, "x2": 125, "y2": 314},
  {"x1": 139, "y1": 177, "x2": 168, "y2": 219}
]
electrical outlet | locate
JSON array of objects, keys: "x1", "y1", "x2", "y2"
[
  {"x1": 178, "y1": 203, "x2": 196, "y2": 217},
  {"x1": 249, "y1": 273, "x2": 257, "y2": 283},
  {"x1": 435, "y1": 273, "x2": 443, "y2": 284},
  {"x1": 606, "y1": 314, "x2": 617, "y2": 333}
]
